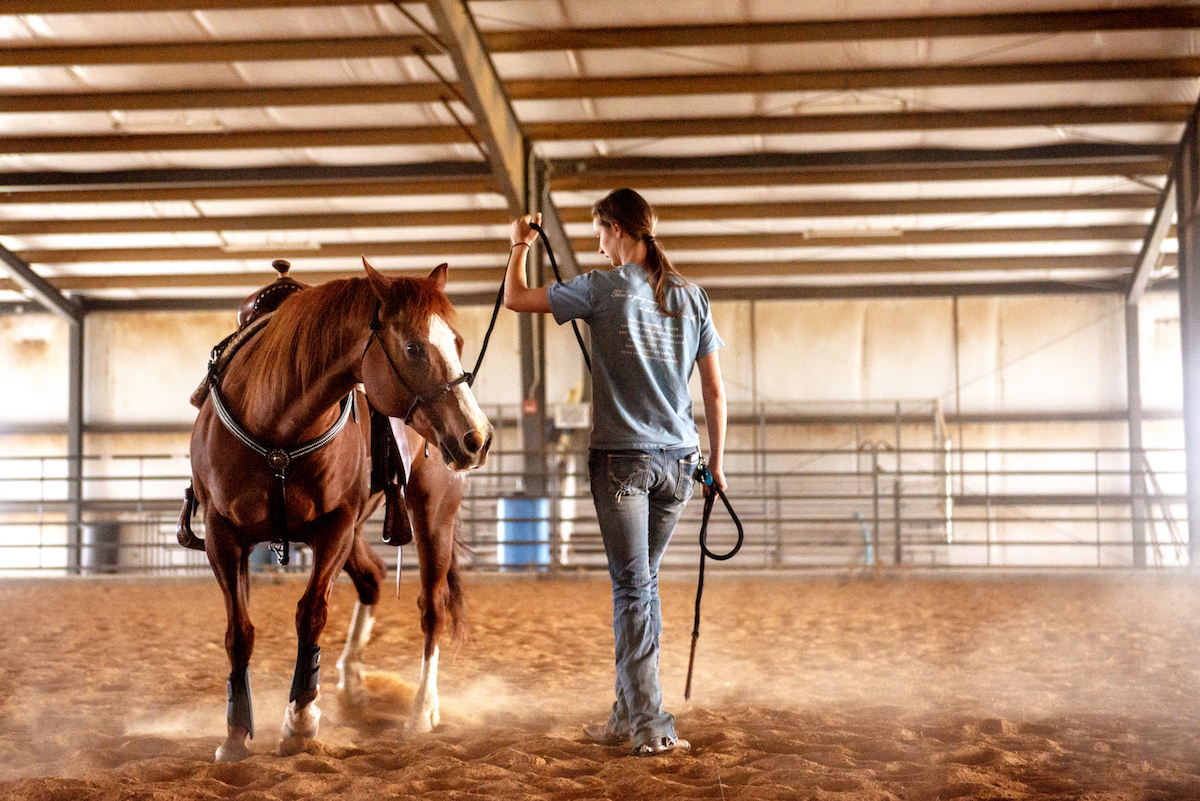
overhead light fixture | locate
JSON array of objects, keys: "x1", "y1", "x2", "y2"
[
  {"x1": 220, "y1": 242, "x2": 321, "y2": 253},
  {"x1": 804, "y1": 228, "x2": 903, "y2": 239},
  {"x1": 110, "y1": 110, "x2": 226, "y2": 134}
]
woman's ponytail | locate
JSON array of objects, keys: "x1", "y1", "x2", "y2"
[{"x1": 592, "y1": 189, "x2": 687, "y2": 317}]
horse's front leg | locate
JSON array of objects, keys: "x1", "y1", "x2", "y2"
[
  {"x1": 205, "y1": 514, "x2": 256, "y2": 763},
  {"x1": 336, "y1": 528, "x2": 386, "y2": 707},
  {"x1": 408, "y1": 518, "x2": 446, "y2": 734},
  {"x1": 406, "y1": 467, "x2": 465, "y2": 733},
  {"x1": 411, "y1": 640, "x2": 441, "y2": 733},
  {"x1": 280, "y1": 508, "x2": 355, "y2": 755}
]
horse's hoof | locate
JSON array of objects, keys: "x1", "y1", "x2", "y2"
[
  {"x1": 407, "y1": 708, "x2": 439, "y2": 734},
  {"x1": 278, "y1": 735, "x2": 315, "y2": 757},
  {"x1": 215, "y1": 741, "x2": 252, "y2": 763},
  {"x1": 339, "y1": 684, "x2": 370, "y2": 709},
  {"x1": 215, "y1": 725, "x2": 252, "y2": 762},
  {"x1": 336, "y1": 661, "x2": 369, "y2": 708},
  {"x1": 281, "y1": 699, "x2": 321, "y2": 741}
]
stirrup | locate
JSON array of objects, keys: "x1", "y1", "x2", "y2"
[{"x1": 381, "y1": 483, "x2": 413, "y2": 546}]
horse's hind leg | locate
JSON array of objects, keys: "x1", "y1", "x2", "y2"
[
  {"x1": 206, "y1": 515, "x2": 255, "y2": 763},
  {"x1": 279, "y1": 509, "x2": 355, "y2": 755},
  {"x1": 336, "y1": 526, "x2": 387, "y2": 707}
]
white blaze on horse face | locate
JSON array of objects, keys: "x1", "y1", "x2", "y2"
[{"x1": 428, "y1": 314, "x2": 489, "y2": 434}]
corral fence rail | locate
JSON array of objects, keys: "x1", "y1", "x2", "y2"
[{"x1": 0, "y1": 443, "x2": 1185, "y2": 576}]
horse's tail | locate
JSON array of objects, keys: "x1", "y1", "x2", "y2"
[{"x1": 177, "y1": 485, "x2": 206, "y2": 551}]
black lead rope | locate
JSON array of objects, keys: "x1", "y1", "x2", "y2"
[
  {"x1": 466, "y1": 222, "x2": 591, "y2": 387},
  {"x1": 685, "y1": 461, "x2": 744, "y2": 701},
  {"x1": 469, "y1": 280, "x2": 505, "y2": 386},
  {"x1": 530, "y1": 221, "x2": 592, "y2": 374}
]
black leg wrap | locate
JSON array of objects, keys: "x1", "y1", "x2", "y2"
[
  {"x1": 289, "y1": 643, "x2": 321, "y2": 704},
  {"x1": 226, "y1": 667, "x2": 255, "y2": 739}
]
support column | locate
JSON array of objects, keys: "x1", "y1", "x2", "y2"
[
  {"x1": 1125, "y1": 301, "x2": 1148, "y2": 568},
  {"x1": 0, "y1": 244, "x2": 85, "y2": 572},
  {"x1": 1175, "y1": 99, "x2": 1200, "y2": 566},
  {"x1": 519, "y1": 156, "x2": 548, "y2": 495}
]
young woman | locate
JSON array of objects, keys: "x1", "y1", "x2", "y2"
[{"x1": 504, "y1": 188, "x2": 727, "y2": 756}]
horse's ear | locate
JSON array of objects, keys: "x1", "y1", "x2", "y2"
[
  {"x1": 362, "y1": 256, "x2": 391, "y2": 299},
  {"x1": 428, "y1": 263, "x2": 448, "y2": 292}
]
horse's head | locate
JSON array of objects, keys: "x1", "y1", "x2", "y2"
[{"x1": 359, "y1": 258, "x2": 492, "y2": 470}]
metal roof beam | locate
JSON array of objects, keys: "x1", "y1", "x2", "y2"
[
  {"x1": 0, "y1": 159, "x2": 492, "y2": 189},
  {"x1": 8, "y1": 58, "x2": 1199, "y2": 114},
  {"x1": 0, "y1": 254, "x2": 1146, "y2": 295},
  {"x1": 0, "y1": 163, "x2": 1170, "y2": 206},
  {"x1": 10, "y1": 225, "x2": 1158, "y2": 265},
  {"x1": 0, "y1": 243, "x2": 84, "y2": 322},
  {"x1": 0, "y1": 143, "x2": 1167, "y2": 186},
  {"x1": 426, "y1": 0, "x2": 527, "y2": 216},
  {"x1": 1, "y1": 104, "x2": 1186, "y2": 154},
  {"x1": 3, "y1": 6, "x2": 1196, "y2": 65},
  {"x1": 0, "y1": 193, "x2": 1158, "y2": 236},
  {"x1": 1127, "y1": 177, "x2": 1178, "y2": 303},
  {"x1": 485, "y1": 7, "x2": 1200, "y2": 51},
  {"x1": 2, "y1": 0, "x2": 360, "y2": 10},
  {"x1": 0, "y1": 147, "x2": 1171, "y2": 204}
]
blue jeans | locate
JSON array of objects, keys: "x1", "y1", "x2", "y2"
[{"x1": 588, "y1": 446, "x2": 698, "y2": 747}]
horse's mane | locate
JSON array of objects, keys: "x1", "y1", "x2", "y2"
[{"x1": 245, "y1": 274, "x2": 457, "y2": 395}]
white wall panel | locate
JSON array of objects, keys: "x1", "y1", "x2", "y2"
[
  {"x1": 0, "y1": 314, "x2": 69, "y2": 424},
  {"x1": 85, "y1": 311, "x2": 232, "y2": 425},
  {"x1": 0, "y1": 291, "x2": 1182, "y2": 437},
  {"x1": 755, "y1": 299, "x2": 866, "y2": 402},
  {"x1": 861, "y1": 299, "x2": 956, "y2": 401}
]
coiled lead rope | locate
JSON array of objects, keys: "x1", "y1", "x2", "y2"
[{"x1": 685, "y1": 460, "x2": 744, "y2": 701}]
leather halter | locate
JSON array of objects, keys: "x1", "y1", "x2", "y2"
[{"x1": 362, "y1": 299, "x2": 473, "y2": 427}]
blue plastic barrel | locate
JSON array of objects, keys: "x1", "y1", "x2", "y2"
[{"x1": 496, "y1": 497, "x2": 550, "y2": 571}]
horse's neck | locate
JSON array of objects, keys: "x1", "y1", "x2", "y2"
[{"x1": 225, "y1": 326, "x2": 365, "y2": 445}]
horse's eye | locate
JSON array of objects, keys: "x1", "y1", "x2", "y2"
[{"x1": 405, "y1": 342, "x2": 426, "y2": 360}]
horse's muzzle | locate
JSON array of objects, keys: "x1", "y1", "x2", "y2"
[{"x1": 441, "y1": 423, "x2": 493, "y2": 471}]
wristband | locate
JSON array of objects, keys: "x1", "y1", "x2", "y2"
[{"x1": 511, "y1": 242, "x2": 530, "y2": 250}]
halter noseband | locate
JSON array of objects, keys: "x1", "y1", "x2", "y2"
[{"x1": 363, "y1": 299, "x2": 473, "y2": 427}]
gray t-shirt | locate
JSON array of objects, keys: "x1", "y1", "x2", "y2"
[{"x1": 547, "y1": 262, "x2": 723, "y2": 450}]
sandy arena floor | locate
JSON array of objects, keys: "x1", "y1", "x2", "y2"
[{"x1": 3, "y1": 570, "x2": 1200, "y2": 800}]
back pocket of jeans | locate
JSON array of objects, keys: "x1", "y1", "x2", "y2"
[
  {"x1": 674, "y1": 452, "x2": 700, "y2": 502},
  {"x1": 607, "y1": 453, "x2": 651, "y2": 496}
]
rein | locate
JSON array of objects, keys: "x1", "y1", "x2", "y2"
[{"x1": 684, "y1": 461, "x2": 745, "y2": 700}]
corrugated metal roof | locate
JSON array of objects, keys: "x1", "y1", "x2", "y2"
[{"x1": 0, "y1": 0, "x2": 1193, "y2": 306}]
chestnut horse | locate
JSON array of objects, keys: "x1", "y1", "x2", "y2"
[{"x1": 186, "y1": 260, "x2": 492, "y2": 761}]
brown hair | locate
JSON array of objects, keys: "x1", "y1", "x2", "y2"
[{"x1": 592, "y1": 188, "x2": 687, "y2": 317}]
